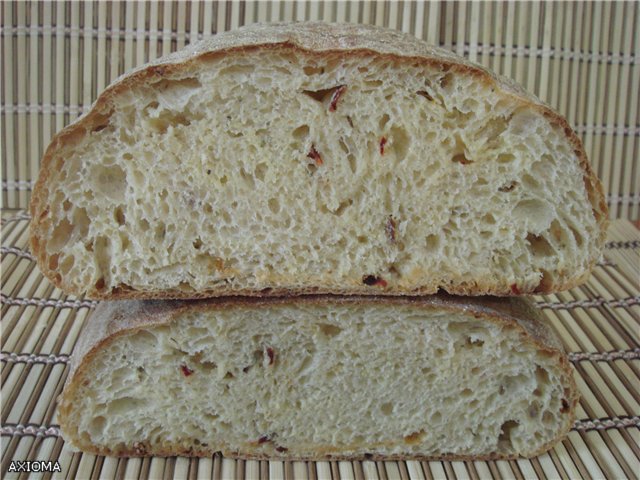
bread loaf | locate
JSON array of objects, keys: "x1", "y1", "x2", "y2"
[
  {"x1": 58, "y1": 295, "x2": 578, "y2": 460},
  {"x1": 30, "y1": 22, "x2": 607, "y2": 299}
]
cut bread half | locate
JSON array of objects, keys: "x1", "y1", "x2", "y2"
[
  {"x1": 30, "y1": 22, "x2": 607, "y2": 299},
  {"x1": 58, "y1": 295, "x2": 578, "y2": 460}
]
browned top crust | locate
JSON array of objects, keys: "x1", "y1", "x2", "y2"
[{"x1": 30, "y1": 22, "x2": 608, "y2": 299}]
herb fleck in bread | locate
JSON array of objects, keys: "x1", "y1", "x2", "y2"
[
  {"x1": 58, "y1": 295, "x2": 578, "y2": 460},
  {"x1": 30, "y1": 22, "x2": 607, "y2": 299}
]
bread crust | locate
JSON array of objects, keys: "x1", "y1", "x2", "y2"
[
  {"x1": 30, "y1": 22, "x2": 608, "y2": 299},
  {"x1": 58, "y1": 294, "x2": 579, "y2": 460}
]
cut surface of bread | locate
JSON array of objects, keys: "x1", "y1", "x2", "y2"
[
  {"x1": 58, "y1": 295, "x2": 578, "y2": 460},
  {"x1": 30, "y1": 22, "x2": 607, "y2": 299}
]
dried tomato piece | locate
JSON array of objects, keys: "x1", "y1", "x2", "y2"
[
  {"x1": 180, "y1": 364, "x2": 194, "y2": 377},
  {"x1": 328, "y1": 85, "x2": 347, "y2": 112},
  {"x1": 307, "y1": 144, "x2": 323, "y2": 166},
  {"x1": 363, "y1": 275, "x2": 388, "y2": 287},
  {"x1": 266, "y1": 347, "x2": 275, "y2": 366},
  {"x1": 379, "y1": 137, "x2": 387, "y2": 155}
]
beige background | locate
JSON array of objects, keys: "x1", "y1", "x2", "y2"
[{"x1": 1, "y1": 1, "x2": 638, "y2": 219}]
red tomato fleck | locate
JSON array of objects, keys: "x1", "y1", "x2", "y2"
[
  {"x1": 363, "y1": 275, "x2": 387, "y2": 287},
  {"x1": 180, "y1": 364, "x2": 194, "y2": 377},
  {"x1": 379, "y1": 137, "x2": 387, "y2": 155},
  {"x1": 266, "y1": 347, "x2": 275, "y2": 366},
  {"x1": 307, "y1": 145, "x2": 323, "y2": 166},
  {"x1": 329, "y1": 85, "x2": 347, "y2": 112}
]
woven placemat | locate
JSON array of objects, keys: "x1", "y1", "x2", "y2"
[{"x1": 1, "y1": 210, "x2": 638, "y2": 479}]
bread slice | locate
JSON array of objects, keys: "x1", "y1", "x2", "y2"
[
  {"x1": 58, "y1": 295, "x2": 578, "y2": 460},
  {"x1": 30, "y1": 22, "x2": 607, "y2": 299}
]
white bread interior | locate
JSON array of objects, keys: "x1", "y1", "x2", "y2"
[
  {"x1": 30, "y1": 23, "x2": 607, "y2": 298},
  {"x1": 58, "y1": 296, "x2": 578, "y2": 460}
]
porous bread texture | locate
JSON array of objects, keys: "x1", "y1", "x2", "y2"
[
  {"x1": 31, "y1": 22, "x2": 607, "y2": 299},
  {"x1": 58, "y1": 296, "x2": 577, "y2": 460}
]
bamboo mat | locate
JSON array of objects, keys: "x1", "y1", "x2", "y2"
[
  {"x1": 1, "y1": 1, "x2": 639, "y2": 219},
  {"x1": 0, "y1": 209, "x2": 638, "y2": 480}
]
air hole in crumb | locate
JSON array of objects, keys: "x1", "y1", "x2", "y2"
[
  {"x1": 425, "y1": 234, "x2": 440, "y2": 251},
  {"x1": 292, "y1": 125, "x2": 310, "y2": 140},
  {"x1": 497, "y1": 153, "x2": 515, "y2": 163},
  {"x1": 452, "y1": 153, "x2": 473, "y2": 165},
  {"x1": 268, "y1": 198, "x2": 280, "y2": 214},
  {"x1": 303, "y1": 65, "x2": 325, "y2": 75},
  {"x1": 380, "y1": 403, "x2": 393, "y2": 416},
  {"x1": 254, "y1": 163, "x2": 268, "y2": 182},
  {"x1": 378, "y1": 113, "x2": 390, "y2": 129},
  {"x1": 560, "y1": 399, "x2": 569, "y2": 413},
  {"x1": 60, "y1": 255, "x2": 74, "y2": 274},
  {"x1": 390, "y1": 126, "x2": 410, "y2": 161},
  {"x1": 482, "y1": 213, "x2": 496, "y2": 225},
  {"x1": 526, "y1": 233, "x2": 555, "y2": 257},
  {"x1": 570, "y1": 226, "x2": 584, "y2": 247},
  {"x1": 535, "y1": 367, "x2": 550, "y2": 387},
  {"x1": 499, "y1": 181, "x2": 518, "y2": 192},
  {"x1": 50, "y1": 219, "x2": 74, "y2": 251},
  {"x1": 92, "y1": 124, "x2": 108, "y2": 133},
  {"x1": 498, "y1": 420, "x2": 519, "y2": 449},
  {"x1": 347, "y1": 153, "x2": 357, "y2": 174},
  {"x1": 319, "y1": 323, "x2": 342, "y2": 337},
  {"x1": 301, "y1": 85, "x2": 345, "y2": 111},
  {"x1": 461, "y1": 388, "x2": 473, "y2": 398},
  {"x1": 48, "y1": 254, "x2": 59, "y2": 271},
  {"x1": 93, "y1": 164, "x2": 126, "y2": 202},
  {"x1": 542, "y1": 412, "x2": 554, "y2": 425},
  {"x1": 416, "y1": 90, "x2": 434, "y2": 101},
  {"x1": 331, "y1": 199, "x2": 352, "y2": 216},
  {"x1": 535, "y1": 269, "x2": 554, "y2": 293},
  {"x1": 404, "y1": 430, "x2": 425, "y2": 444},
  {"x1": 338, "y1": 137, "x2": 350, "y2": 154},
  {"x1": 114, "y1": 206, "x2": 125, "y2": 226},
  {"x1": 466, "y1": 337, "x2": 484, "y2": 347}
]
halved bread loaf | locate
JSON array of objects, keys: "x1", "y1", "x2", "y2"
[
  {"x1": 30, "y1": 22, "x2": 607, "y2": 299},
  {"x1": 58, "y1": 295, "x2": 578, "y2": 460}
]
